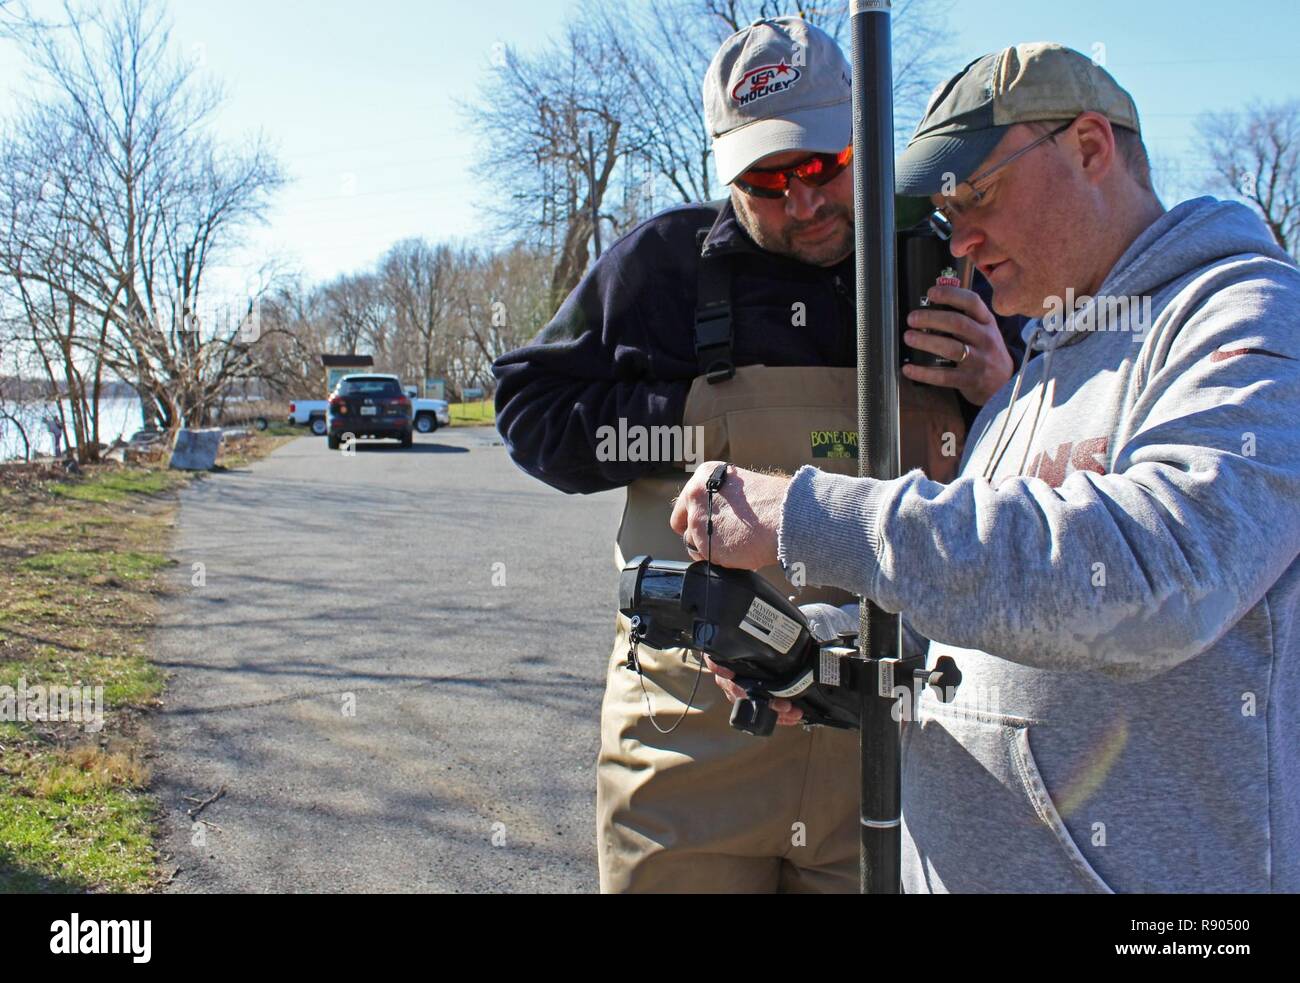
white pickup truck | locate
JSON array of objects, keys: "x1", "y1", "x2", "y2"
[
  {"x1": 288, "y1": 386, "x2": 450, "y2": 436},
  {"x1": 287, "y1": 399, "x2": 329, "y2": 435}
]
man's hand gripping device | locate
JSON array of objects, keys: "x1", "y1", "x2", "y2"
[
  {"x1": 619, "y1": 554, "x2": 865, "y2": 737},
  {"x1": 619, "y1": 556, "x2": 964, "y2": 737}
]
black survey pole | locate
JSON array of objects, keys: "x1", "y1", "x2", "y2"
[{"x1": 850, "y1": 0, "x2": 903, "y2": 894}]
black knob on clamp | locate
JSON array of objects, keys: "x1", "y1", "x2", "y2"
[{"x1": 913, "y1": 655, "x2": 962, "y2": 703}]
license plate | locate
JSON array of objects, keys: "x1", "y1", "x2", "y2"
[{"x1": 360, "y1": 406, "x2": 377, "y2": 416}]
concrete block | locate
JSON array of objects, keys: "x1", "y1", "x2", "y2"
[{"x1": 169, "y1": 428, "x2": 222, "y2": 471}]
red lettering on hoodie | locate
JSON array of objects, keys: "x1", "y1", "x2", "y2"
[
  {"x1": 1030, "y1": 441, "x2": 1073, "y2": 487},
  {"x1": 1209, "y1": 347, "x2": 1295, "y2": 363},
  {"x1": 1027, "y1": 436, "x2": 1110, "y2": 489},
  {"x1": 1070, "y1": 436, "x2": 1109, "y2": 476}
]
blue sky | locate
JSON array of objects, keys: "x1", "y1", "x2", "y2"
[{"x1": 2, "y1": 0, "x2": 1297, "y2": 294}]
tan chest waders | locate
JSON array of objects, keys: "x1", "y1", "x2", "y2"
[{"x1": 595, "y1": 242, "x2": 967, "y2": 892}]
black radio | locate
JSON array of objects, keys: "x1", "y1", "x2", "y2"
[{"x1": 898, "y1": 226, "x2": 969, "y2": 370}]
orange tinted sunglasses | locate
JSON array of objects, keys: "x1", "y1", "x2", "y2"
[{"x1": 733, "y1": 144, "x2": 853, "y2": 198}]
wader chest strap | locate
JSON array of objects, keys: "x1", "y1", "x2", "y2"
[{"x1": 695, "y1": 229, "x2": 734, "y2": 385}]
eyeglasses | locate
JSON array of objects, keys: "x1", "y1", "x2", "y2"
[
  {"x1": 928, "y1": 119, "x2": 1074, "y2": 240},
  {"x1": 733, "y1": 144, "x2": 853, "y2": 199}
]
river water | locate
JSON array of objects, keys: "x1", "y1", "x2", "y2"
[{"x1": 0, "y1": 397, "x2": 145, "y2": 462}]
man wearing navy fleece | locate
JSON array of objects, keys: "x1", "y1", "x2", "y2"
[{"x1": 492, "y1": 18, "x2": 1020, "y2": 893}]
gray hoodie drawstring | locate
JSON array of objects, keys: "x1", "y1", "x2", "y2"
[
  {"x1": 1016, "y1": 341, "x2": 1056, "y2": 478},
  {"x1": 981, "y1": 325, "x2": 1045, "y2": 481}
]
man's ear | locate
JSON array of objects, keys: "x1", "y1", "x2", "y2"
[{"x1": 1071, "y1": 112, "x2": 1117, "y2": 186}]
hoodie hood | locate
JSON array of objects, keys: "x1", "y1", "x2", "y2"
[
  {"x1": 986, "y1": 197, "x2": 1292, "y2": 479},
  {"x1": 1023, "y1": 196, "x2": 1292, "y2": 354},
  {"x1": 1105, "y1": 196, "x2": 1292, "y2": 296}
]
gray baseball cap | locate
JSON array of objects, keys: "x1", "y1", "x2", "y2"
[
  {"x1": 897, "y1": 42, "x2": 1142, "y2": 196},
  {"x1": 704, "y1": 17, "x2": 852, "y2": 186}
]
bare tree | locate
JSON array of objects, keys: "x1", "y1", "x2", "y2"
[
  {"x1": 0, "y1": 0, "x2": 284, "y2": 442},
  {"x1": 468, "y1": 21, "x2": 645, "y2": 312},
  {"x1": 379, "y1": 239, "x2": 461, "y2": 392},
  {"x1": 462, "y1": 244, "x2": 554, "y2": 372},
  {"x1": 252, "y1": 238, "x2": 552, "y2": 402},
  {"x1": 319, "y1": 272, "x2": 391, "y2": 358},
  {"x1": 585, "y1": 0, "x2": 718, "y2": 207},
  {"x1": 0, "y1": 117, "x2": 100, "y2": 457},
  {"x1": 1197, "y1": 101, "x2": 1300, "y2": 257},
  {"x1": 698, "y1": 0, "x2": 849, "y2": 39},
  {"x1": 0, "y1": 332, "x2": 37, "y2": 460},
  {"x1": 250, "y1": 277, "x2": 332, "y2": 397}
]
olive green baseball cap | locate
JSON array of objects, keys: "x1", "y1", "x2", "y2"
[{"x1": 896, "y1": 42, "x2": 1141, "y2": 196}]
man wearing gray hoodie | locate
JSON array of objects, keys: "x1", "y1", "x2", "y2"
[{"x1": 669, "y1": 43, "x2": 1300, "y2": 892}]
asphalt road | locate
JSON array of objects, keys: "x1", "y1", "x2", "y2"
[{"x1": 151, "y1": 428, "x2": 624, "y2": 893}]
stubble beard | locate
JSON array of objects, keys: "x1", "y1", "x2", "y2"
[{"x1": 733, "y1": 194, "x2": 855, "y2": 267}]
